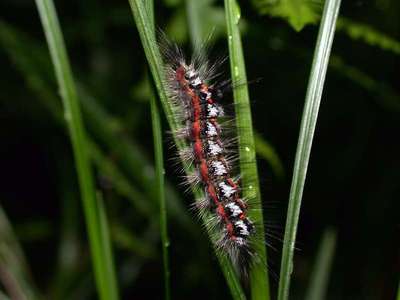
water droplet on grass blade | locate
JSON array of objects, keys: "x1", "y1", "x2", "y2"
[
  {"x1": 234, "y1": 66, "x2": 239, "y2": 77},
  {"x1": 233, "y1": 0, "x2": 241, "y2": 24}
]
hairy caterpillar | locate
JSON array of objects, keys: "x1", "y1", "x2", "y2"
[{"x1": 161, "y1": 37, "x2": 257, "y2": 275}]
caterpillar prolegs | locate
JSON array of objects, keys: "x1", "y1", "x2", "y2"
[{"x1": 161, "y1": 38, "x2": 258, "y2": 275}]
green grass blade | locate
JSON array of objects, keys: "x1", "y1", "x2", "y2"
[
  {"x1": 96, "y1": 191, "x2": 119, "y2": 299},
  {"x1": 143, "y1": 1, "x2": 171, "y2": 296},
  {"x1": 305, "y1": 228, "x2": 337, "y2": 300},
  {"x1": 34, "y1": 1, "x2": 119, "y2": 299},
  {"x1": 144, "y1": 1, "x2": 171, "y2": 297},
  {"x1": 277, "y1": 0, "x2": 341, "y2": 299},
  {"x1": 224, "y1": 1, "x2": 270, "y2": 299},
  {"x1": 150, "y1": 90, "x2": 170, "y2": 300},
  {"x1": 127, "y1": 1, "x2": 246, "y2": 298}
]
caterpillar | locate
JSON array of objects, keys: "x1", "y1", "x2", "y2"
[{"x1": 161, "y1": 37, "x2": 256, "y2": 274}]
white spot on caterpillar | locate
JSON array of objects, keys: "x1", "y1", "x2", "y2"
[
  {"x1": 212, "y1": 161, "x2": 227, "y2": 176},
  {"x1": 225, "y1": 202, "x2": 242, "y2": 217},
  {"x1": 206, "y1": 122, "x2": 218, "y2": 137},
  {"x1": 208, "y1": 141, "x2": 223, "y2": 156},
  {"x1": 207, "y1": 104, "x2": 220, "y2": 117},
  {"x1": 219, "y1": 182, "x2": 237, "y2": 198},
  {"x1": 187, "y1": 69, "x2": 197, "y2": 78},
  {"x1": 235, "y1": 237, "x2": 245, "y2": 245},
  {"x1": 245, "y1": 146, "x2": 250, "y2": 152},
  {"x1": 235, "y1": 220, "x2": 249, "y2": 236},
  {"x1": 191, "y1": 77, "x2": 202, "y2": 87}
]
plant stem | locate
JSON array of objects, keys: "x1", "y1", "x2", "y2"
[
  {"x1": 150, "y1": 90, "x2": 170, "y2": 300},
  {"x1": 143, "y1": 1, "x2": 171, "y2": 297}
]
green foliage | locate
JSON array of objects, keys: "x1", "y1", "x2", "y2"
[
  {"x1": 253, "y1": 0, "x2": 400, "y2": 57},
  {"x1": 185, "y1": 0, "x2": 226, "y2": 45},
  {"x1": 252, "y1": 0, "x2": 322, "y2": 31}
]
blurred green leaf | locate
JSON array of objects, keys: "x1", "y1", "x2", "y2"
[
  {"x1": 165, "y1": 8, "x2": 189, "y2": 44},
  {"x1": 186, "y1": 0, "x2": 226, "y2": 45},
  {"x1": 329, "y1": 55, "x2": 400, "y2": 111},
  {"x1": 111, "y1": 224, "x2": 156, "y2": 258},
  {"x1": 49, "y1": 167, "x2": 84, "y2": 300},
  {"x1": 336, "y1": 17, "x2": 400, "y2": 55},
  {"x1": 14, "y1": 221, "x2": 53, "y2": 241},
  {"x1": 163, "y1": 0, "x2": 182, "y2": 7},
  {"x1": 305, "y1": 228, "x2": 337, "y2": 300},
  {"x1": 253, "y1": 0, "x2": 322, "y2": 31},
  {"x1": 0, "y1": 206, "x2": 41, "y2": 300},
  {"x1": 254, "y1": 132, "x2": 285, "y2": 179}
]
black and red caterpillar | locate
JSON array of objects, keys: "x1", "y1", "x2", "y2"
[{"x1": 162, "y1": 40, "x2": 255, "y2": 271}]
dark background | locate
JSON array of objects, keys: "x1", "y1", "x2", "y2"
[{"x1": 0, "y1": 0, "x2": 399, "y2": 299}]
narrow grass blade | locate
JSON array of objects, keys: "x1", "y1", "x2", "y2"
[
  {"x1": 150, "y1": 90, "x2": 170, "y2": 300},
  {"x1": 224, "y1": 1, "x2": 270, "y2": 299},
  {"x1": 305, "y1": 228, "x2": 337, "y2": 300},
  {"x1": 35, "y1": 1, "x2": 119, "y2": 299},
  {"x1": 96, "y1": 191, "x2": 119, "y2": 298},
  {"x1": 127, "y1": 1, "x2": 246, "y2": 298},
  {"x1": 0, "y1": 206, "x2": 41, "y2": 300},
  {"x1": 277, "y1": 0, "x2": 341, "y2": 299},
  {"x1": 144, "y1": 1, "x2": 171, "y2": 297}
]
